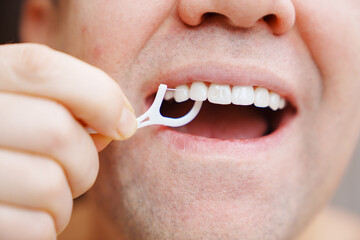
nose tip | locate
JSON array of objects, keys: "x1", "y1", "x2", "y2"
[{"x1": 178, "y1": 0, "x2": 296, "y2": 35}]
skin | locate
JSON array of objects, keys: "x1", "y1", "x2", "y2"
[{"x1": 0, "y1": 0, "x2": 359, "y2": 239}]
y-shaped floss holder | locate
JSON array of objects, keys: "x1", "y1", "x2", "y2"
[
  {"x1": 87, "y1": 84, "x2": 203, "y2": 134},
  {"x1": 137, "y1": 84, "x2": 203, "y2": 128}
]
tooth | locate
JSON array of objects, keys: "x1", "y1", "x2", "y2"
[
  {"x1": 232, "y1": 86, "x2": 255, "y2": 106},
  {"x1": 174, "y1": 85, "x2": 190, "y2": 103},
  {"x1": 208, "y1": 84, "x2": 232, "y2": 105},
  {"x1": 254, "y1": 87, "x2": 270, "y2": 108},
  {"x1": 269, "y1": 92, "x2": 280, "y2": 111},
  {"x1": 279, "y1": 98, "x2": 286, "y2": 109},
  {"x1": 164, "y1": 91, "x2": 174, "y2": 101},
  {"x1": 189, "y1": 82, "x2": 208, "y2": 101}
]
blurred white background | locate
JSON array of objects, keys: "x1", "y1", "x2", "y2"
[{"x1": 332, "y1": 139, "x2": 360, "y2": 215}]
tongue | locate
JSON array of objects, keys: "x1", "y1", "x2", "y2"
[{"x1": 161, "y1": 101, "x2": 269, "y2": 139}]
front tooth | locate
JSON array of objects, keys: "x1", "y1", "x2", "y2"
[
  {"x1": 189, "y1": 82, "x2": 208, "y2": 101},
  {"x1": 232, "y1": 86, "x2": 255, "y2": 106},
  {"x1": 269, "y1": 92, "x2": 280, "y2": 111},
  {"x1": 254, "y1": 87, "x2": 270, "y2": 108},
  {"x1": 279, "y1": 98, "x2": 286, "y2": 109},
  {"x1": 164, "y1": 91, "x2": 174, "y2": 101},
  {"x1": 208, "y1": 84, "x2": 232, "y2": 105},
  {"x1": 174, "y1": 85, "x2": 190, "y2": 103}
]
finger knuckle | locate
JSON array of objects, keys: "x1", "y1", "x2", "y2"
[
  {"x1": 39, "y1": 160, "x2": 69, "y2": 201},
  {"x1": 37, "y1": 159, "x2": 73, "y2": 234},
  {"x1": 32, "y1": 212, "x2": 57, "y2": 240},
  {"x1": 43, "y1": 102, "x2": 78, "y2": 151},
  {"x1": 15, "y1": 43, "x2": 57, "y2": 81},
  {"x1": 75, "y1": 153, "x2": 99, "y2": 197}
]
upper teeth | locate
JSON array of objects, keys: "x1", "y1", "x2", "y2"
[
  {"x1": 207, "y1": 84, "x2": 232, "y2": 105},
  {"x1": 170, "y1": 82, "x2": 287, "y2": 111}
]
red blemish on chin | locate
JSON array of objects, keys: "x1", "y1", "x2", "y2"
[
  {"x1": 81, "y1": 25, "x2": 88, "y2": 34},
  {"x1": 81, "y1": 25, "x2": 89, "y2": 42},
  {"x1": 92, "y1": 44, "x2": 105, "y2": 60}
]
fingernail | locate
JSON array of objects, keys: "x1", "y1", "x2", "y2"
[{"x1": 117, "y1": 108, "x2": 137, "y2": 140}]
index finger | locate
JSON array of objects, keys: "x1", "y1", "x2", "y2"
[{"x1": 0, "y1": 43, "x2": 137, "y2": 140}]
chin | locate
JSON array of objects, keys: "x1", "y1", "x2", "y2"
[{"x1": 92, "y1": 63, "x2": 323, "y2": 240}]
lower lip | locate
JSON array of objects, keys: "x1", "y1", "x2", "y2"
[{"x1": 153, "y1": 109, "x2": 297, "y2": 157}]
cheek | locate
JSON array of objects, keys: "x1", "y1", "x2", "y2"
[
  {"x1": 66, "y1": 0, "x2": 175, "y2": 75},
  {"x1": 296, "y1": 0, "x2": 360, "y2": 132},
  {"x1": 295, "y1": 0, "x2": 360, "y2": 97},
  {"x1": 295, "y1": 0, "x2": 360, "y2": 197}
]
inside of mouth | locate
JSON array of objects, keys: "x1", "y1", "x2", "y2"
[{"x1": 148, "y1": 96, "x2": 295, "y2": 140}]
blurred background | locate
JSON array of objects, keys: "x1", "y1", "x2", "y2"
[
  {"x1": 1, "y1": 0, "x2": 359, "y2": 216},
  {"x1": 332, "y1": 141, "x2": 360, "y2": 215}
]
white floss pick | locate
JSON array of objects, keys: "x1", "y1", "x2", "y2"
[
  {"x1": 137, "y1": 84, "x2": 203, "y2": 128},
  {"x1": 86, "y1": 84, "x2": 203, "y2": 133}
]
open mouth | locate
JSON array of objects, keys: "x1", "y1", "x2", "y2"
[{"x1": 147, "y1": 81, "x2": 297, "y2": 140}]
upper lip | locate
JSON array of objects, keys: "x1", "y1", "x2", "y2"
[{"x1": 142, "y1": 62, "x2": 299, "y2": 109}]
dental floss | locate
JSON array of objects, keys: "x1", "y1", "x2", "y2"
[
  {"x1": 136, "y1": 84, "x2": 203, "y2": 128},
  {"x1": 86, "y1": 84, "x2": 203, "y2": 133},
  {"x1": 166, "y1": 88, "x2": 186, "y2": 91}
]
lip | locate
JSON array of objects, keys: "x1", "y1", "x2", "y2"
[
  {"x1": 139, "y1": 62, "x2": 299, "y2": 157},
  {"x1": 152, "y1": 107, "x2": 296, "y2": 157},
  {"x1": 142, "y1": 62, "x2": 299, "y2": 111}
]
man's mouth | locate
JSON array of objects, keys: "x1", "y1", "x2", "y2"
[
  {"x1": 145, "y1": 86, "x2": 296, "y2": 142},
  {"x1": 142, "y1": 64, "x2": 298, "y2": 144},
  {"x1": 154, "y1": 82, "x2": 294, "y2": 140}
]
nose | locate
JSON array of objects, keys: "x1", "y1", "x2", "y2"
[{"x1": 178, "y1": 0, "x2": 295, "y2": 35}]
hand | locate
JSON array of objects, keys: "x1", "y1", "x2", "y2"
[{"x1": 0, "y1": 43, "x2": 137, "y2": 239}]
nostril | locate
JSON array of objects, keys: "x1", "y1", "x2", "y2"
[
  {"x1": 202, "y1": 12, "x2": 229, "y2": 24},
  {"x1": 262, "y1": 10, "x2": 295, "y2": 35},
  {"x1": 203, "y1": 12, "x2": 218, "y2": 18},
  {"x1": 263, "y1": 14, "x2": 277, "y2": 26}
]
